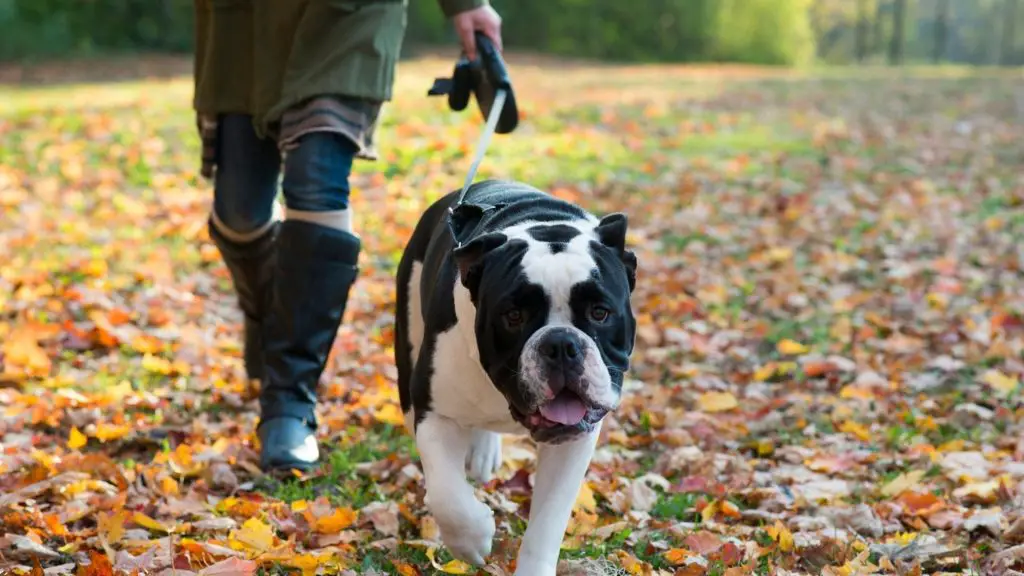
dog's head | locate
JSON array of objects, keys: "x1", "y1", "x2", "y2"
[{"x1": 452, "y1": 213, "x2": 637, "y2": 443}]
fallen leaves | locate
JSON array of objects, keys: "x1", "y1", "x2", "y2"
[
  {"x1": 3, "y1": 56, "x2": 1024, "y2": 575},
  {"x1": 229, "y1": 518, "x2": 275, "y2": 555},
  {"x1": 697, "y1": 391, "x2": 738, "y2": 413}
]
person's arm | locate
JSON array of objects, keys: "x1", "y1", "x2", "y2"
[{"x1": 438, "y1": 0, "x2": 503, "y2": 61}]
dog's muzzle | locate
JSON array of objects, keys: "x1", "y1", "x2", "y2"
[{"x1": 512, "y1": 326, "x2": 617, "y2": 443}]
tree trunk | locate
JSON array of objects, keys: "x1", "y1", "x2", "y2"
[
  {"x1": 856, "y1": 0, "x2": 870, "y2": 62},
  {"x1": 933, "y1": 0, "x2": 949, "y2": 63},
  {"x1": 872, "y1": 0, "x2": 887, "y2": 56},
  {"x1": 889, "y1": 0, "x2": 906, "y2": 65},
  {"x1": 1001, "y1": 0, "x2": 1019, "y2": 66}
]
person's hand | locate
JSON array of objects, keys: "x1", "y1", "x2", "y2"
[{"x1": 452, "y1": 5, "x2": 502, "y2": 62}]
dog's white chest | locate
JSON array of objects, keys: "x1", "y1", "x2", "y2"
[
  {"x1": 425, "y1": 282, "x2": 527, "y2": 435},
  {"x1": 429, "y1": 328, "x2": 525, "y2": 433}
]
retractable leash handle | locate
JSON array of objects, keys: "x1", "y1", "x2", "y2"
[
  {"x1": 428, "y1": 32, "x2": 519, "y2": 135},
  {"x1": 428, "y1": 32, "x2": 520, "y2": 246}
]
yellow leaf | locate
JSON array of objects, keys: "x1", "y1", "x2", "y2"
[
  {"x1": 93, "y1": 422, "x2": 131, "y2": 442},
  {"x1": 982, "y1": 370, "x2": 1019, "y2": 396},
  {"x1": 777, "y1": 339, "x2": 809, "y2": 355},
  {"x1": 840, "y1": 420, "x2": 871, "y2": 442},
  {"x1": 881, "y1": 469, "x2": 925, "y2": 497},
  {"x1": 926, "y1": 292, "x2": 948, "y2": 310},
  {"x1": 142, "y1": 353, "x2": 173, "y2": 375},
  {"x1": 314, "y1": 507, "x2": 357, "y2": 533},
  {"x1": 614, "y1": 550, "x2": 649, "y2": 575},
  {"x1": 952, "y1": 479, "x2": 1001, "y2": 504},
  {"x1": 133, "y1": 512, "x2": 171, "y2": 533},
  {"x1": 753, "y1": 363, "x2": 777, "y2": 382},
  {"x1": 662, "y1": 548, "x2": 693, "y2": 565},
  {"x1": 888, "y1": 531, "x2": 918, "y2": 546},
  {"x1": 68, "y1": 427, "x2": 87, "y2": 450},
  {"x1": 778, "y1": 526, "x2": 794, "y2": 552},
  {"x1": 231, "y1": 517, "x2": 275, "y2": 553},
  {"x1": 291, "y1": 500, "x2": 309, "y2": 513},
  {"x1": 97, "y1": 510, "x2": 128, "y2": 544},
  {"x1": 766, "y1": 520, "x2": 794, "y2": 552},
  {"x1": 840, "y1": 385, "x2": 875, "y2": 400},
  {"x1": 373, "y1": 403, "x2": 406, "y2": 427},
  {"x1": 287, "y1": 554, "x2": 321, "y2": 576},
  {"x1": 766, "y1": 247, "x2": 793, "y2": 262},
  {"x1": 700, "y1": 500, "x2": 719, "y2": 523},
  {"x1": 425, "y1": 546, "x2": 473, "y2": 574},
  {"x1": 159, "y1": 476, "x2": 179, "y2": 496},
  {"x1": 575, "y1": 482, "x2": 597, "y2": 513},
  {"x1": 697, "y1": 391, "x2": 738, "y2": 413},
  {"x1": 938, "y1": 439, "x2": 966, "y2": 453}
]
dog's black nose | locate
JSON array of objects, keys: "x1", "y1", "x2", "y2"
[
  {"x1": 537, "y1": 329, "x2": 585, "y2": 391},
  {"x1": 539, "y1": 331, "x2": 580, "y2": 362}
]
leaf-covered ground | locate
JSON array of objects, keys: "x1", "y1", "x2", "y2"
[{"x1": 2, "y1": 55, "x2": 1024, "y2": 575}]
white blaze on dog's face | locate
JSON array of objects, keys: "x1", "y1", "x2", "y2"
[{"x1": 453, "y1": 214, "x2": 637, "y2": 444}]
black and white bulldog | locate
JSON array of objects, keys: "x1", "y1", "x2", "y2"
[{"x1": 394, "y1": 179, "x2": 637, "y2": 574}]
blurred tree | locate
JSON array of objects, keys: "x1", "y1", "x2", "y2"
[
  {"x1": 1001, "y1": 0, "x2": 1019, "y2": 65},
  {"x1": 933, "y1": 0, "x2": 949, "y2": 62},
  {"x1": 856, "y1": 0, "x2": 871, "y2": 61},
  {"x1": 889, "y1": 0, "x2": 907, "y2": 64}
]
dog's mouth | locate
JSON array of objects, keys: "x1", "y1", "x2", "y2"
[{"x1": 510, "y1": 389, "x2": 608, "y2": 441}]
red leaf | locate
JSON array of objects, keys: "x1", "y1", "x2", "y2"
[
  {"x1": 672, "y1": 476, "x2": 708, "y2": 493},
  {"x1": 499, "y1": 468, "x2": 533, "y2": 496},
  {"x1": 715, "y1": 542, "x2": 744, "y2": 565}
]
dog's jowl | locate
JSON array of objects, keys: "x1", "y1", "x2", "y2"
[{"x1": 394, "y1": 179, "x2": 637, "y2": 575}]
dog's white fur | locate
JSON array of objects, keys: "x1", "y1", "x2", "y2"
[{"x1": 403, "y1": 218, "x2": 616, "y2": 576}]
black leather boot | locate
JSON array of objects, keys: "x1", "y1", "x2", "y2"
[
  {"x1": 257, "y1": 219, "x2": 361, "y2": 472},
  {"x1": 207, "y1": 218, "x2": 279, "y2": 382}
]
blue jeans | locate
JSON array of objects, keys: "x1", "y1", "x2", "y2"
[{"x1": 213, "y1": 114, "x2": 358, "y2": 233}]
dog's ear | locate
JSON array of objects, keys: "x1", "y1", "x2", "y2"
[
  {"x1": 452, "y1": 232, "x2": 507, "y2": 292},
  {"x1": 595, "y1": 213, "x2": 637, "y2": 293},
  {"x1": 449, "y1": 202, "x2": 502, "y2": 244}
]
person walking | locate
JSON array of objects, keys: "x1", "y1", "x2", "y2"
[{"x1": 192, "y1": 0, "x2": 503, "y2": 472}]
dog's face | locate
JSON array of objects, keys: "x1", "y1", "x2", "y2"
[{"x1": 453, "y1": 213, "x2": 637, "y2": 443}]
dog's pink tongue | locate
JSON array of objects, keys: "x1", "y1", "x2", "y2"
[{"x1": 539, "y1": 394, "x2": 587, "y2": 426}]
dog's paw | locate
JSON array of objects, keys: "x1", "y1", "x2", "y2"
[
  {"x1": 466, "y1": 429, "x2": 502, "y2": 483},
  {"x1": 437, "y1": 498, "x2": 496, "y2": 566}
]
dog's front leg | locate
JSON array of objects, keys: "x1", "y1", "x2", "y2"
[
  {"x1": 514, "y1": 424, "x2": 602, "y2": 576},
  {"x1": 416, "y1": 412, "x2": 496, "y2": 565}
]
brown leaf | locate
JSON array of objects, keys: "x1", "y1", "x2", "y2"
[{"x1": 683, "y1": 530, "x2": 723, "y2": 555}]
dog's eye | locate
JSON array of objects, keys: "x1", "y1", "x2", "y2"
[
  {"x1": 589, "y1": 306, "x2": 611, "y2": 323},
  {"x1": 503, "y1": 309, "x2": 524, "y2": 329}
]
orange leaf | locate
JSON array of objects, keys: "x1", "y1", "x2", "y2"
[
  {"x1": 802, "y1": 360, "x2": 838, "y2": 378},
  {"x1": 78, "y1": 550, "x2": 114, "y2": 576},
  {"x1": 663, "y1": 548, "x2": 694, "y2": 565},
  {"x1": 394, "y1": 562, "x2": 420, "y2": 576},
  {"x1": 314, "y1": 507, "x2": 357, "y2": 533}
]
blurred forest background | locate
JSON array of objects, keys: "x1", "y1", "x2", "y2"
[{"x1": 1, "y1": 0, "x2": 1022, "y2": 67}]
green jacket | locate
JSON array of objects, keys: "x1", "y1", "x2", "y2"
[{"x1": 193, "y1": 0, "x2": 486, "y2": 136}]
